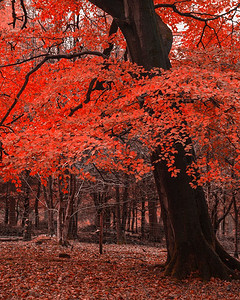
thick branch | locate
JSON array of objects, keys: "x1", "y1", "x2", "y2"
[
  {"x1": 69, "y1": 19, "x2": 119, "y2": 117},
  {"x1": 103, "y1": 19, "x2": 119, "y2": 57},
  {"x1": 154, "y1": 3, "x2": 240, "y2": 22},
  {"x1": 69, "y1": 78, "x2": 97, "y2": 117},
  {"x1": 11, "y1": 0, "x2": 17, "y2": 28},
  {"x1": 0, "y1": 54, "x2": 50, "y2": 69},
  {"x1": 6, "y1": 113, "x2": 24, "y2": 125},
  {"x1": 20, "y1": 0, "x2": 28, "y2": 29},
  {"x1": 0, "y1": 51, "x2": 106, "y2": 126}
]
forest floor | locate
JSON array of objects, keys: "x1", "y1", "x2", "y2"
[{"x1": 0, "y1": 237, "x2": 240, "y2": 299}]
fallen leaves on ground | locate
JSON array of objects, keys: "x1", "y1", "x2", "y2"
[{"x1": 0, "y1": 239, "x2": 239, "y2": 299}]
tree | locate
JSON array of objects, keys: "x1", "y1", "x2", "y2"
[
  {"x1": 0, "y1": 0, "x2": 239, "y2": 280},
  {"x1": 84, "y1": 0, "x2": 240, "y2": 280}
]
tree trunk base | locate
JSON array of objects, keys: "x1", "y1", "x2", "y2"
[
  {"x1": 165, "y1": 236, "x2": 240, "y2": 281},
  {"x1": 215, "y1": 240, "x2": 240, "y2": 276}
]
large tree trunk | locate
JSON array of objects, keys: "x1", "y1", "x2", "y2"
[
  {"x1": 89, "y1": 0, "x2": 240, "y2": 280},
  {"x1": 151, "y1": 145, "x2": 240, "y2": 279}
]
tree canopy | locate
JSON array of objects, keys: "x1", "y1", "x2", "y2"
[{"x1": 0, "y1": 0, "x2": 239, "y2": 185}]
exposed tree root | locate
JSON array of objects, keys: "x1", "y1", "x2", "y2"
[
  {"x1": 164, "y1": 237, "x2": 240, "y2": 281},
  {"x1": 215, "y1": 239, "x2": 240, "y2": 278}
]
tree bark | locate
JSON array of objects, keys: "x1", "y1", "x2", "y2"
[
  {"x1": 4, "y1": 183, "x2": 9, "y2": 225},
  {"x1": 62, "y1": 174, "x2": 76, "y2": 245},
  {"x1": 34, "y1": 179, "x2": 41, "y2": 229},
  {"x1": 89, "y1": 0, "x2": 240, "y2": 280},
  {"x1": 121, "y1": 178, "x2": 129, "y2": 232},
  {"x1": 148, "y1": 197, "x2": 159, "y2": 242},
  {"x1": 99, "y1": 210, "x2": 104, "y2": 254},
  {"x1": 141, "y1": 194, "x2": 145, "y2": 239},
  {"x1": 57, "y1": 176, "x2": 64, "y2": 244},
  {"x1": 131, "y1": 199, "x2": 135, "y2": 233},
  {"x1": 43, "y1": 176, "x2": 55, "y2": 236},
  {"x1": 115, "y1": 185, "x2": 125, "y2": 244},
  {"x1": 9, "y1": 195, "x2": 16, "y2": 226},
  {"x1": 22, "y1": 172, "x2": 30, "y2": 228},
  {"x1": 151, "y1": 145, "x2": 240, "y2": 279},
  {"x1": 211, "y1": 193, "x2": 219, "y2": 233},
  {"x1": 233, "y1": 191, "x2": 239, "y2": 259}
]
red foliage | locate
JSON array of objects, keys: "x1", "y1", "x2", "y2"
[{"x1": 0, "y1": 0, "x2": 239, "y2": 191}]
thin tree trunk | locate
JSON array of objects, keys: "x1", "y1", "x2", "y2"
[
  {"x1": 4, "y1": 183, "x2": 9, "y2": 225},
  {"x1": 62, "y1": 174, "x2": 76, "y2": 245},
  {"x1": 216, "y1": 194, "x2": 233, "y2": 233},
  {"x1": 105, "y1": 206, "x2": 111, "y2": 233},
  {"x1": 48, "y1": 176, "x2": 54, "y2": 236},
  {"x1": 99, "y1": 210, "x2": 104, "y2": 254},
  {"x1": 211, "y1": 193, "x2": 219, "y2": 233},
  {"x1": 68, "y1": 188, "x2": 79, "y2": 239},
  {"x1": 222, "y1": 191, "x2": 226, "y2": 235},
  {"x1": 233, "y1": 191, "x2": 239, "y2": 258},
  {"x1": 135, "y1": 205, "x2": 138, "y2": 233},
  {"x1": 16, "y1": 195, "x2": 20, "y2": 224},
  {"x1": 68, "y1": 211, "x2": 78, "y2": 239},
  {"x1": 141, "y1": 195, "x2": 145, "y2": 239},
  {"x1": 34, "y1": 179, "x2": 41, "y2": 229},
  {"x1": 57, "y1": 176, "x2": 64, "y2": 244},
  {"x1": 22, "y1": 172, "x2": 30, "y2": 228},
  {"x1": 148, "y1": 197, "x2": 158, "y2": 241},
  {"x1": 126, "y1": 201, "x2": 131, "y2": 231},
  {"x1": 121, "y1": 179, "x2": 129, "y2": 232},
  {"x1": 9, "y1": 196, "x2": 16, "y2": 226},
  {"x1": 115, "y1": 185, "x2": 125, "y2": 244},
  {"x1": 43, "y1": 176, "x2": 54, "y2": 236},
  {"x1": 131, "y1": 200, "x2": 135, "y2": 233},
  {"x1": 112, "y1": 208, "x2": 116, "y2": 231}
]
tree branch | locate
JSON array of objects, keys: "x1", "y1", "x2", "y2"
[
  {"x1": 69, "y1": 19, "x2": 119, "y2": 117},
  {"x1": 154, "y1": 3, "x2": 240, "y2": 22},
  {"x1": 0, "y1": 51, "x2": 106, "y2": 126},
  {"x1": 0, "y1": 54, "x2": 50, "y2": 69},
  {"x1": 20, "y1": 0, "x2": 28, "y2": 29},
  {"x1": 216, "y1": 198, "x2": 234, "y2": 230},
  {"x1": 11, "y1": 0, "x2": 17, "y2": 28},
  {"x1": 69, "y1": 78, "x2": 98, "y2": 117},
  {"x1": 103, "y1": 19, "x2": 119, "y2": 57}
]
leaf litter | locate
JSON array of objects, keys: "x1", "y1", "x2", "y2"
[{"x1": 0, "y1": 239, "x2": 239, "y2": 299}]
